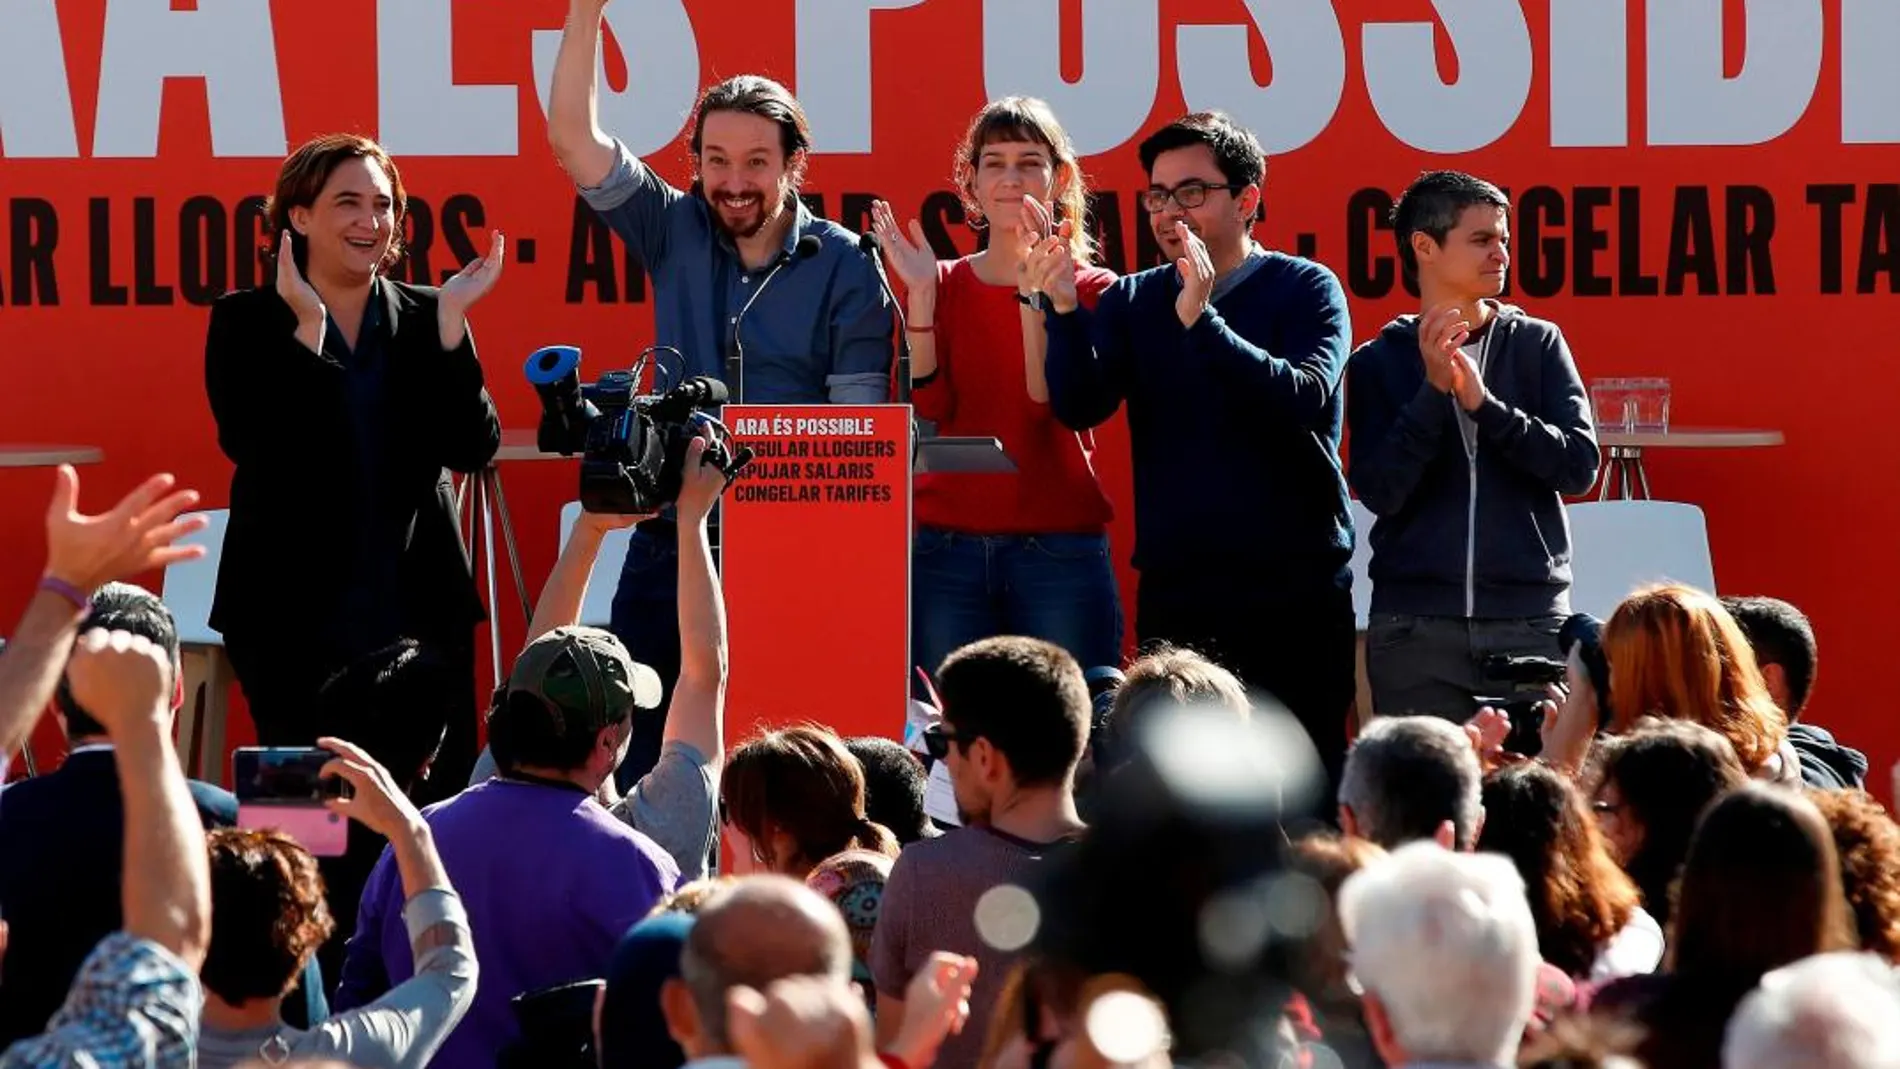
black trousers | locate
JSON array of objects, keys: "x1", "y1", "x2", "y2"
[
  {"x1": 1135, "y1": 572, "x2": 1357, "y2": 809},
  {"x1": 222, "y1": 630, "x2": 478, "y2": 807}
]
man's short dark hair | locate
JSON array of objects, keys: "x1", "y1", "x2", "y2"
[
  {"x1": 315, "y1": 640, "x2": 460, "y2": 787},
  {"x1": 1390, "y1": 170, "x2": 1511, "y2": 279},
  {"x1": 1136, "y1": 111, "x2": 1266, "y2": 222},
  {"x1": 935, "y1": 637, "x2": 1089, "y2": 789},
  {"x1": 202, "y1": 827, "x2": 335, "y2": 1004},
  {"x1": 1722, "y1": 595, "x2": 1819, "y2": 719},
  {"x1": 57, "y1": 582, "x2": 180, "y2": 740},
  {"x1": 844, "y1": 736, "x2": 932, "y2": 844}
]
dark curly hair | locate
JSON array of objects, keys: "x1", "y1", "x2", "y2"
[
  {"x1": 1479, "y1": 762, "x2": 1641, "y2": 978},
  {"x1": 1806, "y1": 787, "x2": 1900, "y2": 962},
  {"x1": 1589, "y1": 717, "x2": 1748, "y2": 927},
  {"x1": 202, "y1": 828, "x2": 336, "y2": 1004}
]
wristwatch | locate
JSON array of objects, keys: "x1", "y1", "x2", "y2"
[{"x1": 1016, "y1": 291, "x2": 1044, "y2": 310}]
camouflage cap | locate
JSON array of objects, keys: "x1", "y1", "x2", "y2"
[{"x1": 506, "y1": 626, "x2": 663, "y2": 733}]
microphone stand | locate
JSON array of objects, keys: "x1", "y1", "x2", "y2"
[
  {"x1": 728, "y1": 251, "x2": 794, "y2": 405},
  {"x1": 858, "y1": 232, "x2": 914, "y2": 443}
]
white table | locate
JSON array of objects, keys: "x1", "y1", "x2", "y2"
[
  {"x1": 1596, "y1": 427, "x2": 1785, "y2": 500},
  {"x1": 0, "y1": 444, "x2": 103, "y2": 468}
]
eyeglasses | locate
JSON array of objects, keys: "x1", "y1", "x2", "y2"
[
  {"x1": 1141, "y1": 181, "x2": 1246, "y2": 213},
  {"x1": 921, "y1": 722, "x2": 965, "y2": 761}
]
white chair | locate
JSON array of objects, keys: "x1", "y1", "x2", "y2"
[
  {"x1": 557, "y1": 502, "x2": 634, "y2": 628},
  {"x1": 161, "y1": 509, "x2": 233, "y2": 786},
  {"x1": 1348, "y1": 498, "x2": 1377, "y2": 630},
  {"x1": 1564, "y1": 501, "x2": 1717, "y2": 621}
]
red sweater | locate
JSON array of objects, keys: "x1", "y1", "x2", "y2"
[{"x1": 913, "y1": 257, "x2": 1117, "y2": 534}]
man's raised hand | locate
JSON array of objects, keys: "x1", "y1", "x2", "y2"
[
  {"x1": 65, "y1": 629, "x2": 173, "y2": 735},
  {"x1": 44, "y1": 467, "x2": 206, "y2": 594},
  {"x1": 1173, "y1": 221, "x2": 1215, "y2": 328}
]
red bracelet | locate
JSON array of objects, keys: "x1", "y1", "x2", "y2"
[{"x1": 38, "y1": 575, "x2": 91, "y2": 614}]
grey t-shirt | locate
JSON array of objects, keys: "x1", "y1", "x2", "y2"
[
  {"x1": 870, "y1": 827, "x2": 1078, "y2": 1069},
  {"x1": 197, "y1": 888, "x2": 475, "y2": 1069},
  {"x1": 469, "y1": 740, "x2": 717, "y2": 883}
]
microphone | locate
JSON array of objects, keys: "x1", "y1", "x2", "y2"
[
  {"x1": 729, "y1": 234, "x2": 824, "y2": 403},
  {"x1": 856, "y1": 230, "x2": 911, "y2": 407}
]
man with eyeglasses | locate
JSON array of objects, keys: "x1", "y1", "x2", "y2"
[{"x1": 1024, "y1": 110, "x2": 1356, "y2": 791}]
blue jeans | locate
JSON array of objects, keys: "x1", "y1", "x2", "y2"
[{"x1": 911, "y1": 527, "x2": 1124, "y2": 685}]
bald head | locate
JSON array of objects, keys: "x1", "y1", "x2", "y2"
[{"x1": 681, "y1": 875, "x2": 853, "y2": 1050}]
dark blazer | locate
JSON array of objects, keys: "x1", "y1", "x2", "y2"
[{"x1": 203, "y1": 279, "x2": 500, "y2": 642}]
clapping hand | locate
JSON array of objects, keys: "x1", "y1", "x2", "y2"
[
  {"x1": 275, "y1": 230, "x2": 325, "y2": 326},
  {"x1": 871, "y1": 200, "x2": 937, "y2": 296},
  {"x1": 440, "y1": 230, "x2": 506, "y2": 318},
  {"x1": 1418, "y1": 304, "x2": 1469, "y2": 395},
  {"x1": 1172, "y1": 221, "x2": 1215, "y2": 328}
]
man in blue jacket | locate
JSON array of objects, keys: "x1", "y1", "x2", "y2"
[
  {"x1": 1346, "y1": 171, "x2": 1599, "y2": 720},
  {"x1": 1024, "y1": 111, "x2": 1356, "y2": 789}
]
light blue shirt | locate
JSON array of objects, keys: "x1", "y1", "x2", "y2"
[{"x1": 579, "y1": 140, "x2": 893, "y2": 404}]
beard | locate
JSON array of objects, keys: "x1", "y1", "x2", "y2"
[{"x1": 706, "y1": 189, "x2": 778, "y2": 240}]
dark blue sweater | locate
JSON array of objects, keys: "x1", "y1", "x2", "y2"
[
  {"x1": 1345, "y1": 304, "x2": 1599, "y2": 618},
  {"x1": 1042, "y1": 252, "x2": 1353, "y2": 589}
]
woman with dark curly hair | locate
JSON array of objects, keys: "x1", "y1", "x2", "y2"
[
  {"x1": 1587, "y1": 717, "x2": 1749, "y2": 928},
  {"x1": 720, "y1": 724, "x2": 899, "y2": 879},
  {"x1": 196, "y1": 739, "x2": 476, "y2": 1069},
  {"x1": 1805, "y1": 787, "x2": 1900, "y2": 962},
  {"x1": 1478, "y1": 762, "x2": 1662, "y2": 982}
]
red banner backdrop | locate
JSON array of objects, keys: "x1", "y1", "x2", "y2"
[{"x1": 1, "y1": 1, "x2": 1894, "y2": 788}]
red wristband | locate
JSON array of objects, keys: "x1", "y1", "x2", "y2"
[{"x1": 38, "y1": 576, "x2": 91, "y2": 614}]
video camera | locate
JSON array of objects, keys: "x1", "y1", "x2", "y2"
[
  {"x1": 1476, "y1": 653, "x2": 1570, "y2": 758},
  {"x1": 525, "y1": 345, "x2": 753, "y2": 515}
]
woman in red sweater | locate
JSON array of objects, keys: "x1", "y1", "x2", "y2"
[{"x1": 872, "y1": 96, "x2": 1122, "y2": 686}]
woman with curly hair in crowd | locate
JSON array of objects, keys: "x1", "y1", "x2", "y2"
[
  {"x1": 1599, "y1": 583, "x2": 1794, "y2": 781},
  {"x1": 1805, "y1": 787, "x2": 1900, "y2": 962},
  {"x1": 1590, "y1": 782, "x2": 1857, "y2": 1069},
  {"x1": 719, "y1": 723, "x2": 899, "y2": 880},
  {"x1": 1585, "y1": 718, "x2": 1748, "y2": 928},
  {"x1": 1477, "y1": 762, "x2": 1662, "y2": 982}
]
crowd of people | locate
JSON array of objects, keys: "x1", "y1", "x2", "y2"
[{"x1": 2, "y1": 0, "x2": 1895, "y2": 1067}]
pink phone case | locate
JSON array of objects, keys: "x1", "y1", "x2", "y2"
[{"x1": 238, "y1": 804, "x2": 349, "y2": 857}]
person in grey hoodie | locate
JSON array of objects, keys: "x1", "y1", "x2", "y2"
[{"x1": 1347, "y1": 171, "x2": 1599, "y2": 721}]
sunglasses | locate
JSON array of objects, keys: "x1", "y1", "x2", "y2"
[{"x1": 921, "y1": 722, "x2": 968, "y2": 761}]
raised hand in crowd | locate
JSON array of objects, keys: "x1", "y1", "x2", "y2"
[
  {"x1": 44, "y1": 466, "x2": 206, "y2": 595},
  {"x1": 277, "y1": 229, "x2": 329, "y2": 353},
  {"x1": 728, "y1": 975, "x2": 882, "y2": 1069},
  {"x1": 67, "y1": 627, "x2": 211, "y2": 966},
  {"x1": 317, "y1": 735, "x2": 456, "y2": 904},
  {"x1": 887, "y1": 952, "x2": 980, "y2": 1069},
  {"x1": 437, "y1": 229, "x2": 507, "y2": 350},
  {"x1": 1170, "y1": 220, "x2": 1215, "y2": 328},
  {"x1": 677, "y1": 426, "x2": 735, "y2": 523},
  {"x1": 3, "y1": 467, "x2": 205, "y2": 761},
  {"x1": 1538, "y1": 681, "x2": 1599, "y2": 777}
]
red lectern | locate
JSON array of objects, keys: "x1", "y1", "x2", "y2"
[{"x1": 720, "y1": 405, "x2": 914, "y2": 741}]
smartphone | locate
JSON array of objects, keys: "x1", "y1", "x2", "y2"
[{"x1": 232, "y1": 747, "x2": 351, "y2": 857}]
